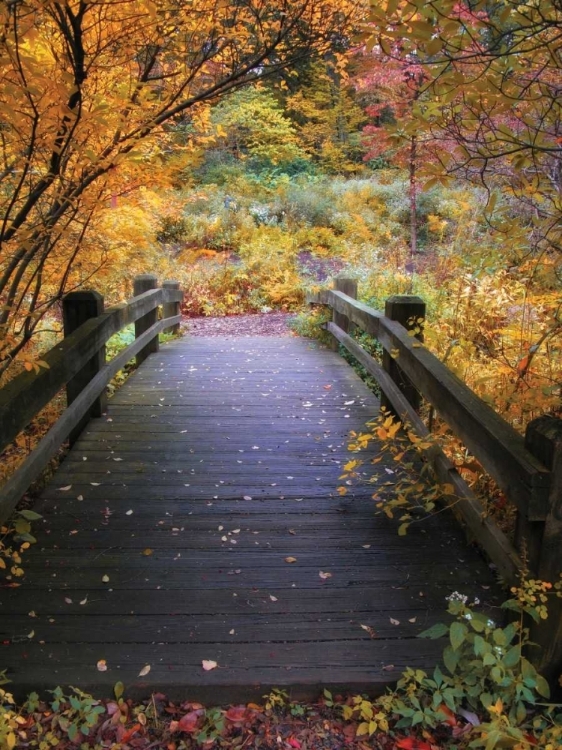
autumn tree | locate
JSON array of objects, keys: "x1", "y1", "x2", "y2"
[
  {"x1": 354, "y1": 47, "x2": 428, "y2": 254},
  {"x1": 0, "y1": 0, "x2": 364, "y2": 372},
  {"x1": 198, "y1": 86, "x2": 308, "y2": 170},
  {"x1": 286, "y1": 60, "x2": 367, "y2": 174},
  {"x1": 366, "y1": 0, "x2": 562, "y2": 260}
]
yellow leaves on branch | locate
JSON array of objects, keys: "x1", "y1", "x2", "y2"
[{"x1": 0, "y1": 0, "x2": 360, "y2": 367}]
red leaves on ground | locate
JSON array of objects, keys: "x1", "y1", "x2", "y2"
[
  {"x1": 120, "y1": 722, "x2": 143, "y2": 743},
  {"x1": 175, "y1": 709, "x2": 204, "y2": 733},
  {"x1": 225, "y1": 705, "x2": 250, "y2": 724},
  {"x1": 395, "y1": 738, "x2": 433, "y2": 750}
]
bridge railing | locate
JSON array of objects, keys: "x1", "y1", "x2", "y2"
[
  {"x1": 309, "y1": 277, "x2": 562, "y2": 681},
  {"x1": 0, "y1": 274, "x2": 183, "y2": 524}
]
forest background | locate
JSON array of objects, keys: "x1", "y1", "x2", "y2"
[
  {"x1": 1, "y1": 2, "x2": 562, "y2": 747},
  {"x1": 0, "y1": 0, "x2": 560, "y2": 503}
]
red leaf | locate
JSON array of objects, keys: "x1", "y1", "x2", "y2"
[
  {"x1": 395, "y1": 738, "x2": 432, "y2": 750},
  {"x1": 225, "y1": 705, "x2": 247, "y2": 724},
  {"x1": 120, "y1": 723, "x2": 142, "y2": 743},
  {"x1": 436, "y1": 704, "x2": 457, "y2": 726},
  {"x1": 177, "y1": 710, "x2": 203, "y2": 733}
]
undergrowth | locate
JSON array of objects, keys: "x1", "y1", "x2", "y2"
[{"x1": 2, "y1": 581, "x2": 562, "y2": 749}]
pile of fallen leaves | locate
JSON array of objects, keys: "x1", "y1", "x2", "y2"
[{"x1": 2, "y1": 688, "x2": 451, "y2": 750}]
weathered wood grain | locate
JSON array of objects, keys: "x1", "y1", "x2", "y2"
[
  {"x1": 327, "y1": 321, "x2": 523, "y2": 585},
  {"x1": 0, "y1": 286, "x2": 181, "y2": 454},
  {"x1": 311, "y1": 289, "x2": 550, "y2": 518},
  {"x1": 1, "y1": 335, "x2": 501, "y2": 701},
  {"x1": 0, "y1": 316, "x2": 180, "y2": 522}
]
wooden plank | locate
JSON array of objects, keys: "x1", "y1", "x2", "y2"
[
  {"x1": 314, "y1": 290, "x2": 551, "y2": 519},
  {"x1": 5, "y1": 640, "x2": 444, "y2": 702},
  {"x1": 2, "y1": 584, "x2": 493, "y2": 616},
  {"x1": 1, "y1": 334, "x2": 502, "y2": 701},
  {"x1": 0, "y1": 612, "x2": 452, "y2": 644}
]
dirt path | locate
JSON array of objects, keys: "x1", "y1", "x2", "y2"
[{"x1": 181, "y1": 312, "x2": 297, "y2": 337}]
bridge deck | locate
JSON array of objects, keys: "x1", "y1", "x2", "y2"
[{"x1": 1, "y1": 335, "x2": 499, "y2": 701}]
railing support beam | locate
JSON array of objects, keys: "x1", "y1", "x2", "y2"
[
  {"x1": 381, "y1": 294, "x2": 426, "y2": 415},
  {"x1": 525, "y1": 416, "x2": 562, "y2": 685},
  {"x1": 163, "y1": 280, "x2": 182, "y2": 335},
  {"x1": 63, "y1": 290, "x2": 106, "y2": 445},
  {"x1": 134, "y1": 274, "x2": 159, "y2": 365},
  {"x1": 330, "y1": 277, "x2": 357, "y2": 351}
]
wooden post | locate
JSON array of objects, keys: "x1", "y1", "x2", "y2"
[
  {"x1": 525, "y1": 416, "x2": 562, "y2": 685},
  {"x1": 331, "y1": 276, "x2": 358, "y2": 351},
  {"x1": 381, "y1": 294, "x2": 426, "y2": 415},
  {"x1": 63, "y1": 290, "x2": 106, "y2": 445},
  {"x1": 134, "y1": 274, "x2": 159, "y2": 366},
  {"x1": 163, "y1": 280, "x2": 181, "y2": 335}
]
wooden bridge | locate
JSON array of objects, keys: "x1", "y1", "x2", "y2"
[{"x1": 1, "y1": 275, "x2": 561, "y2": 701}]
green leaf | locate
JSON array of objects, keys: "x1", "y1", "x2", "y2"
[
  {"x1": 502, "y1": 645, "x2": 521, "y2": 669},
  {"x1": 535, "y1": 674, "x2": 550, "y2": 699},
  {"x1": 418, "y1": 622, "x2": 448, "y2": 639},
  {"x1": 492, "y1": 628, "x2": 507, "y2": 646},
  {"x1": 433, "y1": 664, "x2": 444, "y2": 688},
  {"x1": 473, "y1": 635, "x2": 489, "y2": 656},
  {"x1": 450, "y1": 622, "x2": 468, "y2": 651},
  {"x1": 14, "y1": 519, "x2": 31, "y2": 534},
  {"x1": 443, "y1": 645, "x2": 459, "y2": 674},
  {"x1": 114, "y1": 681, "x2": 125, "y2": 700},
  {"x1": 14, "y1": 532, "x2": 37, "y2": 543},
  {"x1": 17, "y1": 509, "x2": 43, "y2": 521}
]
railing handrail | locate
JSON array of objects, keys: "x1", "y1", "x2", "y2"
[
  {"x1": 310, "y1": 278, "x2": 562, "y2": 683},
  {"x1": 0, "y1": 276, "x2": 183, "y2": 522},
  {"x1": 310, "y1": 287, "x2": 551, "y2": 519},
  {"x1": 0, "y1": 286, "x2": 182, "y2": 455}
]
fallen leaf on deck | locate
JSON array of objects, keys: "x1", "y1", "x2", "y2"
[
  {"x1": 285, "y1": 556, "x2": 297, "y2": 563},
  {"x1": 360, "y1": 624, "x2": 377, "y2": 638},
  {"x1": 58, "y1": 485, "x2": 72, "y2": 491},
  {"x1": 243, "y1": 495, "x2": 252, "y2": 500},
  {"x1": 64, "y1": 597, "x2": 73, "y2": 604},
  {"x1": 269, "y1": 595, "x2": 278, "y2": 602},
  {"x1": 409, "y1": 617, "x2": 417, "y2": 623},
  {"x1": 102, "y1": 575, "x2": 110, "y2": 583},
  {"x1": 202, "y1": 660, "x2": 217, "y2": 671},
  {"x1": 142, "y1": 548, "x2": 153, "y2": 556},
  {"x1": 126, "y1": 510, "x2": 133, "y2": 515},
  {"x1": 97, "y1": 660, "x2": 108, "y2": 672},
  {"x1": 390, "y1": 618, "x2": 400, "y2": 625},
  {"x1": 319, "y1": 571, "x2": 332, "y2": 579},
  {"x1": 80, "y1": 596, "x2": 88, "y2": 605},
  {"x1": 138, "y1": 664, "x2": 151, "y2": 677}
]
